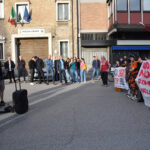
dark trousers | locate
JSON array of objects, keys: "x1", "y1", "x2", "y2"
[
  {"x1": 101, "y1": 72, "x2": 108, "y2": 85},
  {"x1": 55, "y1": 70, "x2": 59, "y2": 81},
  {"x1": 37, "y1": 69, "x2": 44, "y2": 83},
  {"x1": 30, "y1": 69, "x2": 35, "y2": 82},
  {"x1": 8, "y1": 70, "x2": 15, "y2": 82},
  {"x1": 18, "y1": 68, "x2": 26, "y2": 81},
  {"x1": 59, "y1": 70, "x2": 67, "y2": 83}
]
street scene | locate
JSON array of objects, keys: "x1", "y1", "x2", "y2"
[
  {"x1": 0, "y1": 80, "x2": 150, "y2": 150},
  {"x1": 0, "y1": 0, "x2": 150, "y2": 149}
]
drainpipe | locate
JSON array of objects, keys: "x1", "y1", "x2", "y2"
[
  {"x1": 77, "y1": 0, "x2": 80, "y2": 58},
  {"x1": 72, "y1": 0, "x2": 75, "y2": 57}
]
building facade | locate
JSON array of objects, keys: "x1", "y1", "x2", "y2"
[
  {"x1": 0, "y1": 0, "x2": 77, "y2": 67},
  {"x1": 107, "y1": 0, "x2": 150, "y2": 64},
  {"x1": 79, "y1": 0, "x2": 115, "y2": 69}
]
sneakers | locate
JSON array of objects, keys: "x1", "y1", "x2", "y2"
[
  {"x1": 30, "y1": 82, "x2": 34, "y2": 86},
  {"x1": 131, "y1": 96, "x2": 138, "y2": 101}
]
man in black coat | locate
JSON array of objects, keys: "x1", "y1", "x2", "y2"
[
  {"x1": 28, "y1": 57, "x2": 36, "y2": 85},
  {"x1": 34, "y1": 56, "x2": 45, "y2": 84},
  {"x1": 4, "y1": 56, "x2": 15, "y2": 83}
]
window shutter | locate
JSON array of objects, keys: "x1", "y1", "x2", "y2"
[{"x1": 0, "y1": 1, "x2": 4, "y2": 18}]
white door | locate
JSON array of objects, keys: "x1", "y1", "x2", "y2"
[{"x1": 82, "y1": 47, "x2": 108, "y2": 70}]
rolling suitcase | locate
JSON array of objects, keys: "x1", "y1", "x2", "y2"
[{"x1": 13, "y1": 80, "x2": 28, "y2": 114}]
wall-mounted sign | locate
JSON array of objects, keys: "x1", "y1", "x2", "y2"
[{"x1": 18, "y1": 28, "x2": 45, "y2": 34}]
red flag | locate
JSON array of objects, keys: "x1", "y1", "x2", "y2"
[{"x1": 139, "y1": 22, "x2": 150, "y2": 32}]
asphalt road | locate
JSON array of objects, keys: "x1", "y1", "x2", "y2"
[{"x1": 0, "y1": 81, "x2": 150, "y2": 150}]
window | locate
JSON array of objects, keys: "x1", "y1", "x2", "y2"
[
  {"x1": 15, "y1": 2, "x2": 29, "y2": 23},
  {"x1": 143, "y1": 0, "x2": 150, "y2": 11},
  {"x1": 0, "y1": 0, "x2": 4, "y2": 18},
  {"x1": 117, "y1": 0, "x2": 127, "y2": 11},
  {"x1": 0, "y1": 43, "x2": 4, "y2": 60},
  {"x1": 59, "y1": 41, "x2": 69, "y2": 58},
  {"x1": 57, "y1": 2, "x2": 70, "y2": 21},
  {"x1": 130, "y1": 0, "x2": 140, "y2": 11}
]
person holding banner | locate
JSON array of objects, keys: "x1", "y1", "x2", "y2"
[{"x1": 128, "y1": 55, "x2": 138, "y2": 100}]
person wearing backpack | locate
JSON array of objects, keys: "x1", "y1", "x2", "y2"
[
  {"x1": 80, "y1": 58, "x2": 87, "y2": 83},
  {"x1": 0, "y1": 61, "x2": 5, "y2": 106}
]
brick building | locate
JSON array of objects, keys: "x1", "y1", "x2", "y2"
[
  {"x1": 107, "y1": 0, "x2": 150, "y2": 64},
  {"x1": 0, "y1": 0, "x2": 77, "y2": 68},
  {"x1": 79, "y1": 0, "x2": 115, "y2": 69}
]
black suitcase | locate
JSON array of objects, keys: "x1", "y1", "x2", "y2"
[{"x1": 13, "y1": 80, "x2": 28, "y2": 114}]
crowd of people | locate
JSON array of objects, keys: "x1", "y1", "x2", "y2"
[
  {"x1": 0, "y1": 53, "x2": 149, "y2": 106},
  {"x1": 114, "y1": 55, "x2": 150, "y2": 101}
]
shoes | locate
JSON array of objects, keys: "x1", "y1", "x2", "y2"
[
  {"x1": 30, "y1": 82, "x2": 34, "y2": 86},
  {"x1": 131, "y1": 96, "x2": 137, "y2": 101},
  {"x1": 60, "y1": 83, "x2": 63, "y2": 85},
  {"x1": 0, "y1": 101, "x2": 5, "y2": 106},
  {"x1": 84, "y1": 81, "x2": 86, "y2": 83}
]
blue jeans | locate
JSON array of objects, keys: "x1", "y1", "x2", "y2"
[
  {"x1": 70, "y1": 70, "x2": 79, "y2": 83},
  {"x1": 59, "y1": 70, "x2": 67, "y2": 83},
  {"x1": 46, "y1": 69, "x2": 54, "y2": 83},
  {"x1": 80, "y1": 69, "x2": 86, "y2": 82},
  {"x1": 92, "y1": 68, "x2": 100, "y2": 79}
]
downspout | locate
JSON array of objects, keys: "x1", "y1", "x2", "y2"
[
  {"x1": 72, "y1": 0, "x2": 75, "y2": 57},
  {"x1": 77, "y1": 0, "x2": 80, "y2": 58}
]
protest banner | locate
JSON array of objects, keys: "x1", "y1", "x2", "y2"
[
  {"x1": 114, "y1": 67, "x2": 129, "y2": 90},
  {"x1": 136, "y1": 60, "x2": 150, "y2": 107}
]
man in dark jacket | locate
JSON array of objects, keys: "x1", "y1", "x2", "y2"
[
  {"x1": 57, "y1": 56, "x2": 67, "y2": 85},
  {"x1": 92, "y1": 56, "x2": 100, "y2": 80},
  {"x1": 17, "y1": 56, "x2": 26, "y2": 82},
  {"x1": 28, "y1": 57, "x2": 36, "y2": 85},
  {"x1": 4, "y1": 56, "x2": 15, "y2": 83},
  {"x1": 54, "y1": 56, "x2": 59, "y2": 81},
  {"x1": 0, "y1": 61, "x2": 5, "y2": 106},
  {"x1": 34, "y1": 56, "x2": 45, "y2": 84}
]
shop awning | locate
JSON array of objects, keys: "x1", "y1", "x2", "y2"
[{"x1": 112, "y1": 46, "x2": 150, "y2": 50}]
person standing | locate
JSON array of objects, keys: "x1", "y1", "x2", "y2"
[
  {"x1": 57, "y1": 56, "x2": 67, "y2": 85},
  {"x1": 0, "y1": 61, "x2": 5, "y2": 106},
  {"x1": 4, "y1": 56, "x2": 15, "y2": 83},
  {"x1": 34, "y1": 56, "x2": 45, "y2": 84},
  {"x1": 65, "y1": 58, "x2": 71, "y2": 82},
  {"x1": 100, "y1": 56, "x2": 111, "y2": 86},
  {"x1": 70, "y1": 58, "x2": 79, "y2": 83},
  {"x1": 45, "y1": 55, "x2": 54, "y2": 85},
  {"x1": 17, "y1": 56, "x2": 26, "y2": 82},
  {"x1": 92, "y1": 56, "x2": 100, "y2": 80},
  {"x1": 54, "y1": 56, "x2": 59, "y2": 81},
  {"x1": 80, "y1": 58, "x2": 87, "y2": 83},
  {"x1": 128, "y1": 55, "x2": 139, "y2": 100},
  {"x1": 28, "y1": 57, "x2": 36, "y2": 85},
  {"x1": 76, "y1": 58, "x2": 80, "y2": 78}
]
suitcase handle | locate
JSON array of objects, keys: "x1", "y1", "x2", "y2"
[{"x1": 14, "y1": 79, "x2": 21, "y2": 91}]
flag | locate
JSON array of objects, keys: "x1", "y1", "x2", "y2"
[
  {"x1": 8, "y1": 6, "x2": 16, "y2": 25},
  {"x1": 139, "y1": 22, "x2": 150, "y2": 32},
  {"x1": 24, "y1": 6, "x2": 32, "y2": 22}
]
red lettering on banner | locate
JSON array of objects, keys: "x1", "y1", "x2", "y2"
[
  {"x1": 141, "y1": 88, "x2": 150, "y2": 95},
  {"x1": 119, "y1": 69, "x2": 125, "y2": 78},
  {"x1": 139, "y1": 70, "x2": 150, "y2": 78},
  {"x1": 138, "y1": 79, "x2": 150, "y2": 86},
  {"x1": 114, "y1": 78, "x2": 119, "y2": 85},
  {"x1": 143, "y1": 62, "x2": 150, "y2": 69}
]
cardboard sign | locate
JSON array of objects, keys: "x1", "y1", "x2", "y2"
[
  {"x1": 136, "y1": 60, "x2": 150, "y2": 107},
  {"x1": 114, "y1": 67, "x2": 129, "y2": 90}
]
